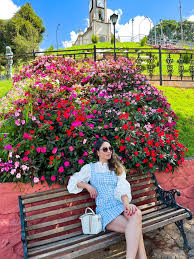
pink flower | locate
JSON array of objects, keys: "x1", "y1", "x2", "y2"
[
  {"x1": 16, "y1": 173, "x2": 21, "y2": 179},
  {"x1": 64, "y1": 161, "x2": 70, "y2": 167},
  {"x1": 34, "y1": 177, "x2": 39, "y2": 183},
  {"x1": 83, "y1": 139, "x2": 87, "y2": 144},
  {"x1": 79, "y1": 159, "x2": 84, "y2": 164},
  {"x1": 79, "y1": 132, "x2": 84, "y2": 136},
  {"x1": 52, "y1": 147, "x2": 58, "y2": 154},
  {"x1": 109, "y1": 123, "x2": 113, "y2": 127},
  {"x1": 41, "y1": 176, "x2": 45, "y2": 181},
  {"x1": 83, "y1": 152, "x2": 88, "y2": 156},
  {"x1": 104, "y1": 125, "x2": 108, "y2": 129},
  {"x1": 36, "y1": 147, "x2": 41, "y2": 153},
  {"x1": 15, "y1": 161, "x2": 20, "y2": 168},
  {"x1": 23, "y1": 157, "x2": 29, "y2": 162},
  {"x1": 51, "y1": 175, "x2": 56, "y2": 181},
  {"x1": 21, "y1": 120, "x2": 25, "y2": 125},
  {"x1": 15, "y1": 119, "x2": 20, "y2": 126},
  {"x1": 95, "y1": 134, "x2": 100, "y2": 138},
  {"x1": 58, "y1": 166, "x2": 64, "y2": 173},
  {"x1": 69, "y1": 146, "x2": 74, "y2": 152},
  {"x1": 41, "y1": 147, "x2": 47, "y2": 153}
]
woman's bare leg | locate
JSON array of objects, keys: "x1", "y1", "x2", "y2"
[
  {"x1": 106, "y1": 211, "x2": 143, "y2": 259},
  {"x1": 123, "y1": 209, "x2": 147, "y2": 259}
]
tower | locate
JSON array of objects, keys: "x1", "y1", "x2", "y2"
[
  {"x1": 89, "y1": 0, "x2": 107, "y2": 25},
  {"x1": 74, "y1": 0, "x2": 111, "y2": 45}
]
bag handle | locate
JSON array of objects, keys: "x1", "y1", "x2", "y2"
[{"x1": 85, "y1": 207, "x2": 95, "y2": 215}]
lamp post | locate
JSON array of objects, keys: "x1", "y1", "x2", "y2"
[
  {"x1": 160, "y1": 19, "x2": 163, "y2": 45},
  {"x1": 56, "y1": 23, "x2": 61, "y2": 51},
  {"x1": 132, "y1": 18, "x2": 134, "y2": 42},
  {"x1": 179, "y1": 0, "x2": 184, "y2": 47},
  {"x1": 110, "y1": 13, "x2": 118, "y2": 61}
]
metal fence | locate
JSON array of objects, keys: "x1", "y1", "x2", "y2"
[{"x1": 0, "y1": 45, "x2": 193, "y2": 86}]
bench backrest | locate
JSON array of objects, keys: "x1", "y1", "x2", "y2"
[{"x1": 19, "y1": 172, "x2": 161, "y2": 250}]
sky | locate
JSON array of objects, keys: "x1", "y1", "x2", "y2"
[{"x1": 0, "y1": 0, "x2": 194, "y2": 50}]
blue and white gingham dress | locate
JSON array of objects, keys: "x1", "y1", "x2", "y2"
[{"x1": 90, "y1": 163, "x2": 124, "y2": 231}]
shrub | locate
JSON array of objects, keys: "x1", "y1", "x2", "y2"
[
  {"x1": 91, "y1": 34, "x2": 99, "y2": 44},
  {"x1": 0, "y1": 56, "x2": 188, "y2": 186},
  {"x1": 140, "y1": 37, "x2": 148, "y2": 47}
]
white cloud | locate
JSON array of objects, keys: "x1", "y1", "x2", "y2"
[
  {"x1": 108, "y1": 9, "x2": 154, "y2": 42},
  {"x1": 0, "y1": 0, "x2": 20, "y2": 20},
  {"x1": 62, "y1": 31, "x2": 79, "y2": 48},
  {"x1": 187, "y1": 15, "x2": 194, "y2": 22}
]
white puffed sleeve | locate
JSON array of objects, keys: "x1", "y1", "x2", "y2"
[
  {"x1": 67, "y1": 164, "x2": 91, "y2": 194},
  {"x1": 114, "y1": 170, "x2": 132, "y2": 203}
]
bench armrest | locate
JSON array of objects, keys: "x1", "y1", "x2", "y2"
[{"x1": 151, "y1": 173, "x2": 192, "y2": 220}]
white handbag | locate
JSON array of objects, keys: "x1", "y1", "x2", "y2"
[{"x1": 79, "y1": 207, "x2": 102, "y2": 234}]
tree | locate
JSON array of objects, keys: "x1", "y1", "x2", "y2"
[
  {"x1": 148, "y1": 19, "x2": 194, "y2": 43},
  {"x1": 0, "y1": 3, "x2": 45, "y2": 55}
]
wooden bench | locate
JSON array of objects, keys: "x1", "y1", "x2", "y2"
[{"x1": 18, "y1": 172, "x2": 192, "y2": 259}]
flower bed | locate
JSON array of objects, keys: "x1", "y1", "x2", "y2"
[{"x1": 0, "y1": 56, "x2": 188, "y2": 186}]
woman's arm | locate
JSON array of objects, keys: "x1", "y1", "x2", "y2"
[{"x1": 77, "y1": 182, "x2": 98, "y2": 199}]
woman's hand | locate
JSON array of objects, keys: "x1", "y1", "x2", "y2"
[
  {"x1": 124, "y1": 203, "x2": 137, "y2": 216},
  {"x1": 87, "y1": 184, "x2": 98, "y2": 199}
]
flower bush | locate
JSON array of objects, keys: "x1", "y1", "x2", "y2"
[{"x1": 0, "y1": 55, "x2": 188, "y2": 186}]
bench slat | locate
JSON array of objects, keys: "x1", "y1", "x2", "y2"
[
  {"x1": 24, "y1": 194, "x2": 91, "y2": 213},
  {"x1": 138, "y1": 200, "x2": 162, "y2": 211},
  {"x1": 27, "y1": 223, "x2": 82, "y2": 241},
  {"x1": 29, "y1": 232, "x2": 123, "y2": 259},
  {"x1": 27, "y1": 230, "x2": 83, "y2": 248},
  {"x1": 127, "y1": 174, "x2": 151, "y2": 181},
  {"x1": 142, "y1": 208, "x2": 186, "y2": 227},
  {"x1": 131, "y1": 179, "x2": 155, "y2": 188},
  {"x1": 132, "y1": 193, "x2": 159, "y2": 204},
  {"x1": 132, "y1": 186, "x2": 157, "y2": 196},
  {"x1": 21, "y1": 187, "x2": 66, "y2": 200},
  {"x1": 25, "y1": 201, "x2": 95, "y2": 221},
  {"x1": 142, "y1": 212, "x2": 189, "y2": 233},
  {"x1": 22, "y1": 190, "x2": 75, "y2": 205},
  {"x1": 28, "y1": 233, "x2": 105, "y2": 256},
  {"x1": 26, "y1": 215, "x2": 79, "y2": 231},
  {"x1": 142, "y1": 207, "x2": 178, "y2": 221},
  {"x1": 141, "y1": 204, "x2": 166, "y2": 215}
]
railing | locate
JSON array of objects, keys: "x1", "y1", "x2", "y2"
[{"x1": 0, "y1": 45, "x2": 193, "y2": 85}]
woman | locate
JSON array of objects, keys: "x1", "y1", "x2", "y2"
[{"x1": 67, "y1": 139, "x2": 147, "y2": 259}]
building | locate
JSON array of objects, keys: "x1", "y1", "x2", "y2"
[{"x1": 74, "y1": 0, "x2": 111, "y2": 46}]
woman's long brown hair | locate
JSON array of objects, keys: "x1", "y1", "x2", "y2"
[{"x1": 93, "y1": 139, "x2": 126, "y2": 176}]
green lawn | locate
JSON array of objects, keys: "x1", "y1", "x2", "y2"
[
  {"x1": 0, "y1": 80, "x2": 12, "y2": 99},
  {"x1": 156, "y1": 86, "x2": 194, "y2": 157}
]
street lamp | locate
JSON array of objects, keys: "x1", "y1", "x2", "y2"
[
  {"x1": 56, "y1": 23, "x2": 61, "y2": 51},
  {"x1": 179, "y1": 0, "x2": 184, "y2": 47},
  {"x1": 110, "y1": 13, "x2": 118, "y2": 61},
  {"x1": 131, "y1": 18, "x2": 134, "y2": 42}
]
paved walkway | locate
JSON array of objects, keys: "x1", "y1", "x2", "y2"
[{"x1": 80, "y1": 217, "x2": 194, "y2": 259}]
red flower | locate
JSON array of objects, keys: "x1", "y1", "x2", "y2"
[
  {"x1": 136, "y1": 163, "x2": 140, "y2": 167},
  {"x1": 115, "y1": 135, "x2": 119, "y2": 139},
  {"x1": 49, "y1": 126, "x2": 54, "y2": 130},
  {"x1": 145, "y1": 133, "x2": 150, "y2": 138},
  {"x1": 159, "y1": 154, "x2": 163, "y2": 159},
  {"x1": 155, "y1": 142, "x2": 160, "y2": 147},
  {"x1": 39, "y1": 115, "x2": 44, "y2": 120},
  {"x1": 134, "y1": 151, "x2": 138, "y2": 156},
  {"x1": 126, "y1": 137, "x2": 130, "y2": 141},
  {"x1": 149, "y1": 163, "x2": 153, "y2": 168}
]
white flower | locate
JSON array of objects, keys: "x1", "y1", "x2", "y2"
[{"x1": 16, "y1": 173, "x2": 21, "y2": 179}]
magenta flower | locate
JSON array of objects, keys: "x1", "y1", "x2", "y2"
[
  {"x1": 41, "y1": 147, "x2": 47, "y2": 153},
  {"x1": 23, "y1": 157, "x2": 29, "y2": 162},
  {"x1": 58, "y1": 166, "x2": 64, "y2": 173},
  {"x1": 41, "y1": 176, "x2": 45, "y2": 181},
  {"x1": 64, "y1": 161, "x2": 70, "y2": 167},
  {"x1": 79, "y1": 132, "x2": 84, "y2": 136},
  {"x1": 52, "y1": 147, "x2": 58, "y2": 154},
  {"x1": 78, "y1": 159, "x2": 84, "y2": 164},
  {"x1": 83, "y1": 152, "x2": 88, "y2": 156},
  {"x1": 36, "y1": 147, "x2": 41, "y2": 153},
  {"x1": 69, "y1": 146, "x2": 74, "y2": 152},
  {"x1": 15, "y1": 119, "x2": 20, "y2": 126},
  {"x1": 4, "y1": 145, "x2": 12, "y2": 150},
  {"x1": 51, "y1": 175, "x2": 56, "y2": 181}
]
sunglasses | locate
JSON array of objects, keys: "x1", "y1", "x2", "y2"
[{"x1": 100, "y1": 146, "x2": 113, "y2": 152}]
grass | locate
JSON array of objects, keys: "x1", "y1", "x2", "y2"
[
  {"x1": 0, "y1": 80, "x2": 12, "y2": 99},
  {"x1": 155, "y1": 86, "x2": 194, "y2": 157}
]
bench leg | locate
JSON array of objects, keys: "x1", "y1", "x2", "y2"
[{"x1": 175, "y1": 220, "x2": 191, "y2": 250}]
